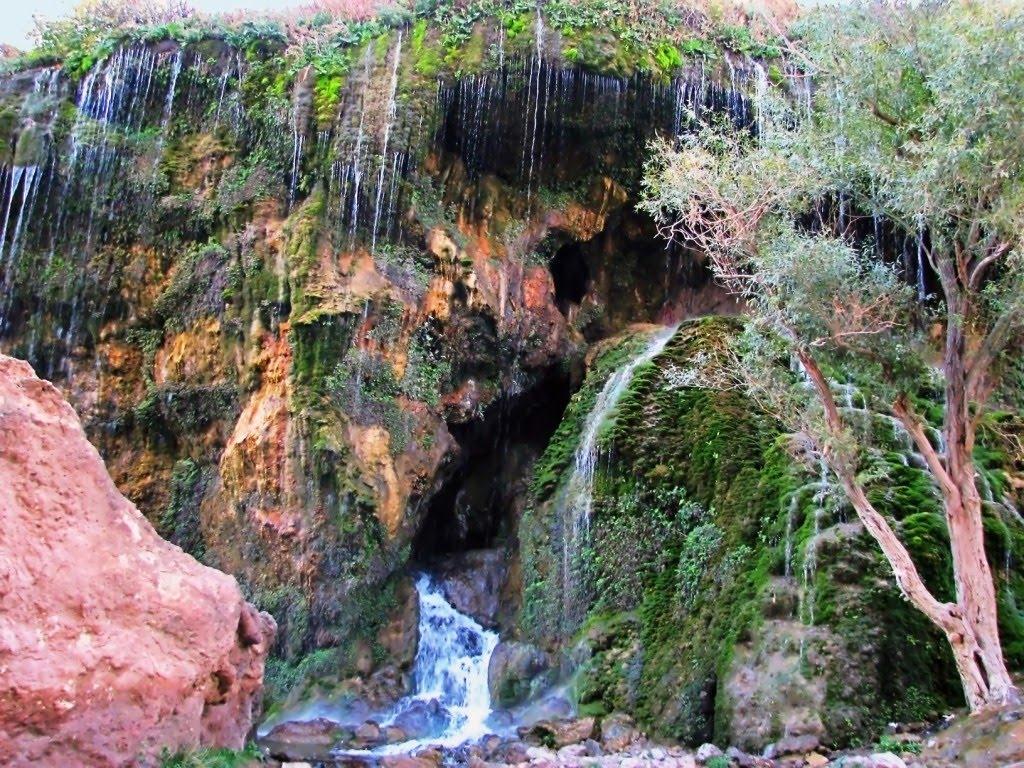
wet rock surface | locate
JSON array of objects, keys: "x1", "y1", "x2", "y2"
[
  {"x1": 432, "y1": 549, "x2": 511, "y2": 629},
  {"x1": 390, "y1": 698, "x2": 451, "y2": 742},
  {"x1": 488, "y1": 641, "x2": 554, "y2": 709},
  {"x1": 919, "y1": 705, "x2": 1024, "y2": 767},
  {"x1": 262, "y1": 708, "x2": 1024, "y2": 768},
  {"x1": 0, "y1": 355, "x2": 276, "y2": 767}
]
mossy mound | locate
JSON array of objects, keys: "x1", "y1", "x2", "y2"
[{"x1": 519, "y1": 316, "x2": 1024, "y2": 749}]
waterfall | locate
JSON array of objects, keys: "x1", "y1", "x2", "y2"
[
  {"x1": 560, "y1": 324, "x2": 678, "y2": 633},
  {"x1": 784, "y1": 494, "x2": 797, "y2": 578},
  {"x1": 753, "y1": 61, "x2": 769, "y2": 138},
  {"x1": 385, "y1": 574, "x2": 499, "y2": 749},
  {"x1": 371, "y1": 31, "x2": 404, "y2": 253},
  {"x1": 916, "y1": 227, "x2": 927, "y2": 302},
  {"x1": 801, "y1": 457, "x2": 829, "y2": 627}
]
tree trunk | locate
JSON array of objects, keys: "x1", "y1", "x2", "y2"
[
  {"x1": 797, "y1": 348, "x2": 1021, "y2": 712},
  {"x1": 939, "y1": 271, "x2": 1020, "y2": 709},
  {"x1": 945, "y1": 401, "x2": 1019, "y2": 703},
  {"x1": 943, "y1": 489, "x2": 1020, "y2": 708}
]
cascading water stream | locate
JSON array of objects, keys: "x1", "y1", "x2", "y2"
[
  {"x1": 378, "y1": 574, "x2": 499, "y2": 751},
  {"x1": 801, "y1": 457, "x2": 829, "y2": 627},
  {"x1": 371, "y1": 30, "x2": 404, "y2": 253},
  {"x1": 559, "y1": 324, "x2": 678, "y2": 633}
]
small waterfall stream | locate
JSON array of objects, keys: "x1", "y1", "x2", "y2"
[
  {"x1": 382, "y1": 574, "x2": 499, "y2": 750},
  {"x1": 560, "y1": 324, "x2": 678, "y2": 633}
]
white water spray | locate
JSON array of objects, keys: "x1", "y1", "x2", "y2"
[{"x1": 385, "y1": 575, "x2": 499, "y2": 749}]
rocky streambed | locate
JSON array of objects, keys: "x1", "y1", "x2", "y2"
[
  {"x1": 254, "y1": 558, "x2": 989, "y2": 768},
  {"x1": 255, "y1": 543, "x2": 1023, "y2": 768},
  {"x1": 256, "y1": 709, "x2": 969, "y2": 768}
]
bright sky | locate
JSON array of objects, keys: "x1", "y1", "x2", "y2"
[{"x1": 6, "y1": 0, "x2": 292, "y2": 50}]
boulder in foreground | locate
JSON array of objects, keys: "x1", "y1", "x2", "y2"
[{"x1": 0, "y1": 355, "x2": 276, "y2": 767}]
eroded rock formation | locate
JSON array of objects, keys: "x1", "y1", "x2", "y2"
[
  {"x1": 0, "y1": 355, "x2": 276, "y2": 767},
  {"x1": 1, "y1": 4, "x2": 1021, "y2": 754}
]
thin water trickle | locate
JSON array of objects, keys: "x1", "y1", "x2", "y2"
[
  {"x1": 371, "y1": 31, "x2": 404, "y2": 253},
  {"x1": 784, "y1": 494, "x2": 797, "y2": 578},
  {"x1": 559, "y1": 324, "x2": 678, "y2": 633},
  {"x1": 801, "y1": 457, "x2": 829, "y2": 627},
  {"x1": 916, "y1": 228, "x2": 927, "y2": 302}
]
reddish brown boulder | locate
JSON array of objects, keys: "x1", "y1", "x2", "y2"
[{"x1": 0, "y1": 356, "x2": 276, "y2": 767}]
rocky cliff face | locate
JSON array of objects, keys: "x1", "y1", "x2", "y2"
[
  {"x1": 0, "y1": 355, "x2": 276, "y2": 767},
  {"x1": 6, "y1": 3, "x2": 1020, "y2": 755},
  {"x1": 517, "y1": 319, "x2": 1024, "y2": 749},
  {"x1": 0, "y1": 10, "x2": 755, "y2": 714}
]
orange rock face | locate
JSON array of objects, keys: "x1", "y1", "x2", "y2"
[{"x1": 0, "y1": 355, "x2": 276, "y2": 768}]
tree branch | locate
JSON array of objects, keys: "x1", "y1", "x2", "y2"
[
  {"x1": 967, "y1": 301, "x2": 1022, "y2": 404},
  {"x1": 968, "y1": 242, "x2": 1009, "y2": 291},
  {"x1": 796, "y1": 348, "x2": 958, "y2": 631},
  {"x1": 892, "y1": 395, "x2": 959, "y2": 502}
]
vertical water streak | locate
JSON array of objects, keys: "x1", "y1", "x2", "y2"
[
  {"x1": 5, "y1": 166, "x2": 40, "y2": 272},
  {"x1": 802, "y1": 457, "x2": 829, "y2": 628},
  {"x1": 371, "y1": 31, "x2": 404, "y2": 253},
  {"x1": 752, "y1": 62, "x2": 768, "y2": 138},
  {"x1": 147, "y1": 48, "x2": 185, "y2": 197},
  {"x1": 916, "y1": 227, "x2": 927, "y2": 302},
  {"x1": 525, "y1": 9, "x2": 545, "y2": 201},
  {"x1": 559, "y1": 324, "x2": 678, "y2": 634},
  {"x1": 0, "y1": 166, "x2": 27, "y2": 266},
  {"x1": 289, "y1": 91, "x2": 306, "y2": 210},
  {"x1": 784, "y1": 494, "x2": 797, "y2": 579}
]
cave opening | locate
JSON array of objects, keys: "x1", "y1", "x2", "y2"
[
  {"x1": 412, "y1": 365, "x2": 574, "y2": 562},
  {"x1": 549, "y1": 241, "x2": 591, "y2": 315}
]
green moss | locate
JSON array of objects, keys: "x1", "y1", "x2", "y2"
[
  {"x1": 159, "y1": 743, "x2": 261, "y2": 768},
  {"x1": 444, "y1": 23, "x2": 487, "y2": 74},
  {"x1": 134, "y1": 382, "x2": 239, "y2": 437},
  {"x1": 153, "y1": 241, "x2": 232, "y2": 332},
  {"x1": 528, "y1": 331, "x2": 649, "y2": 502},
  {"x1": 13, "y1": 124, "x2": 47, "y2": 166},
  {"x1": 313, "y1": 70, "x2": 346, "y2": 127},
  {"x1": 125, "y1": 326, "x2": 163, "y2": 386},
  {"x1": 282, "y1": 187, "x2": 326, "y2": 322},
  {"x1": 651, "y1": 41, "x2": 683, "y2": 75},
  {"x1": 158, "y1": 458, "x2": 208, "y2": 560},
  {"x1": 518, "y1": 316, "x2": 1017, "y2": 748},
  {"x1": 411, "y1": 19, "x2": 443, "y2": 77},
  {"x1": 0, "y1": 106, "x2": 17, "y2": 163}
]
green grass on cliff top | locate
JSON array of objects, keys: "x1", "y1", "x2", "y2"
[{"x1": 8, "y1": 0, "x2": 784, "y2": 82}]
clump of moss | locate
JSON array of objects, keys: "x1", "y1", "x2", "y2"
[
  {"x1": 520, "y1": 316, "x2": 1022, "y2": 748},
  {"x1": 158, "y1": 458, "x2": 209, "y2": 560},
  {"x1": 153, "y1": 241, "x2": 233, "y2": 332},
  {"x1": 133, "y1": 382, "x2": 239, "y2": 437}
]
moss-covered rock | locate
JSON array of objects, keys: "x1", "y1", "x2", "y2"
[{"x1": 519, "y1": 317, "x2": 1024, "y2": 750}]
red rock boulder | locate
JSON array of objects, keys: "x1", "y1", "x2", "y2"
[{"x1": 0, "y1": 356, "x2": 276, "y2": 767}]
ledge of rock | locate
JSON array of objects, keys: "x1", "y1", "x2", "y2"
[{"x1": 0, "y1": 355, "x2": 276, "y2": 767}]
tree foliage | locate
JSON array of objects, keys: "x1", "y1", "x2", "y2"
[{"x1": 641, "y1": 0, "x2": 1024, "y2": 710}]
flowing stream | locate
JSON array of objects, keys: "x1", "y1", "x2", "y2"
[{"x1": 382, "y1": 574, "x2": 499, "y2": 750}]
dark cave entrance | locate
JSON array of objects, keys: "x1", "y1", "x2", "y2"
[
  {"x1": 550, "y1": 242, "x2": 591, "y2": 315},
  {"x1": 412, "y1": 366, "x2": 574, "y2": 561}
]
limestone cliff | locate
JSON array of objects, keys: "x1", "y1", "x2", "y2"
[
  {"x1": 0, "y1": 8, "x2": 753, "y2": 711},
  {"x1": 5, "y1": 2, "x2": 1012, "y2": 753}
]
